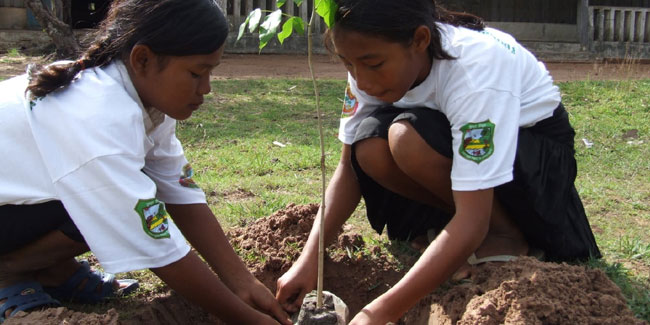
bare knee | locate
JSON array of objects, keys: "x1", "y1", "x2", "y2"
[
  {"x1": 388, "y1": 121, "x2": 451, "y2": 174},
  {"x1": 354, "y1": 138, "x2": 394, "y2": 181}
]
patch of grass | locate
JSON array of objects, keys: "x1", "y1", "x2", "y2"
[
  {"x1": 178, "y1": 79, "x2": 345, "y2": 224},
  {"x1": 7, "y1": 48, "x2": 21, "y2": 57},
  {"x1": 560, "y1": 80, "x2": 650, "y2": 255},
  {"x1": 617, "y1": 236, "x2": 650, "y2": 261}
]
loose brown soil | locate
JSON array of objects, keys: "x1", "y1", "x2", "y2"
[{"x1": 5, "y1": 204, "x2": 647, "y2": 324}]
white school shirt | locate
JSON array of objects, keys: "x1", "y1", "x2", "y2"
[
  {"x1": 0, "y1": 61, "x2": 206, "y2": 273},
  {"x1": 339, "y1": 23, "x2": 561, "y2": 191}
]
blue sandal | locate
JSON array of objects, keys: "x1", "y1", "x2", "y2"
[
  {"x1": 0, "y1": 281, "x2": 60, "y2": 323},
  {"x1": 44, "y1": 260, "x2": 139, "y2": 304}
]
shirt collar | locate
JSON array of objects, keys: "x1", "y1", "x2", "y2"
[{"x1": 103, "y1": 60, "x2": 165, "y2": 134}]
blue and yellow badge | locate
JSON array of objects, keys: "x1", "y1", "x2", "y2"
[
  {"x1": 341, "y1": 84, "x2": 358, "y2": 118},
  {"x1": 459, "y1": 120, "x2": 495, "y2": 164},
  {"x1": 134, "y1": 199, "x2": 170, "y2": 239},
  {"x1": 179, "y1": 163, "x2": 199, "y2": 189}
]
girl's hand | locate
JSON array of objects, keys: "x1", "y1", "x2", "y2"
[
  {"x1": 275, "y1": 258, "x2": 317, "y2": 314},
  {"x1": 235, "y1": 277, "x2": 293, "y2": 325}
]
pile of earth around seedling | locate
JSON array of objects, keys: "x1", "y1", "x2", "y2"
[{"x1": 5, "y1": 203, "x2": 646, "y2": 324}]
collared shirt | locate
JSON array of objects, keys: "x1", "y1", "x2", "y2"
[
  {"x1": 0, "y1": 60, "x2": 204, "y2": 273},
  {"x1": 339, "y1": 24, "x2": 561, "y2": 191}
]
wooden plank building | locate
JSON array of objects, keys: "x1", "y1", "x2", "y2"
[{"x1": 1, "y1": 0, "x2": 649, "y2": 59}]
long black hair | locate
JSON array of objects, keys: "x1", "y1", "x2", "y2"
[
  {"x1": 328, "y1": 0, "x2": 484, "y2": 60},
  {"x1": 27, "y1": 0, "x2": 229, "y2": 98}
]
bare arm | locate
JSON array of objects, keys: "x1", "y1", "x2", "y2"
[
  {"x1": 154, "y1": 203, "x2": 290, "y2": 325},
  {"x1": 151, "y1": 251, "x2": 278, "y2": 324},
  {"x1": 276, "y1": 144, "x2": 362, "y2": 311},
  {"x1": 351, "y1": 189, "x2": 494, "y2": 324}
]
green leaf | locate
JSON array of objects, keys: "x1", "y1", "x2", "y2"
[
  {"x1": 277, "y1": 0, "x2": 287, "y2": 8},
  {"x1": 278, "y1": 17, "x2": 306, "y2": 44},
  {"x1": 295, "y1": 0, "x2": 304, "y2": 6},
  {"x1": 236, "y1": 18, "x2": 249, "y2": 42},
  {"x1": 278, "y1": 19, "x2": 294, "y2": 45},
  {"x1": 315, "y1": 0, "x2": 338, "y2": 28},
  {"x1": 259, "y1": 9, "x2": 283, "y2": 50},
  {"x1": 235, "y1": 11, "x2": 253, "y2": 42},
  {"x1": 248, "y1": 8, "x2": 262, "y2": 33},
  {"x1": 292, "y1": 17, "x2": 306, "y2": 35}
]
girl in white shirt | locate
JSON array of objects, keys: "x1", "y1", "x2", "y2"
[
  {"x1": 0, "y1": 0, "x2": 290, "y2": 324},
  {"x1": 276, "y1": 0, "x2": 601, "y2": 324}
]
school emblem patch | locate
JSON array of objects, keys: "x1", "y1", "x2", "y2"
[
  {"x1": 134, "y1": 199, "x2": 170, "y2": 239},
  {"x1": 341, "y1": 84, "x2": 358, "y2": 117},
  {"x1": 179, "y1": 163, "x2": 199, "y2": 189},
  {"x1": 459, "y1": 120, "x2": 495, "y2": 164}
]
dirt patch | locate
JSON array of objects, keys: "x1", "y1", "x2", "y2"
[
  {"x1": 2, "y1": 53, "x2": 650, "y2": 82},
  {"x1": 5, "y1": 307, "x2": 120, "y2": 325},
  {"x1": 7, "y1": 204, "x2": 645, "y2": 324},
  {"x1": 217, "y1": 54, "x2": 650, "y2": 82}
]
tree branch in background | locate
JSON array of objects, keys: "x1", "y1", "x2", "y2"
[{"x1": 25, "y1": 0, "x2": 80, "y2": 59}]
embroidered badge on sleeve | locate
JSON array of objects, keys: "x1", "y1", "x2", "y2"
[
  {"x1": 179, "y1": 163, "x2": 200, "y2": 189},
  {"x1": 341, "y1": 84, "x2": 359, "y2": 118},
  {"x1": 134, "y1": 199, "x2": 171, "y2": 239},
  {"x1": 459, "y1": 120, "x2": 495, "y2": 164}
]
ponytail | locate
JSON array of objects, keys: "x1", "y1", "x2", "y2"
[
  {"x1": 434, "y1": 3, "x2": 485, "y2": 31},
  {"x1": 27, "y1": 36, "x2": 112, "y2": 98}
]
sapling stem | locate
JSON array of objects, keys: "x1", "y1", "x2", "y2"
[{"x1": 307, "y1": 5, "x2": 327, "y2": 309}]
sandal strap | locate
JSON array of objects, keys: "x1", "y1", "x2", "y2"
[
  {"x1": 0, "y1": 282, "x2": 60, "y2": 318},
  {"x1": 43, "y1": 260, "x2": 126, "y2": 304}
]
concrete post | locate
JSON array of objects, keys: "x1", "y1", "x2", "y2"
[{"x1": 577, "y1": 0, "x2": 591, "y2": 50}]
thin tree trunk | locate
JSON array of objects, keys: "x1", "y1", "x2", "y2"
[
  {"x1": 25, "y1": 0, "x2": 80, "y2": 59},
  {"x1": 61, "y1": 0, "x2": 72, "y2": 25}
]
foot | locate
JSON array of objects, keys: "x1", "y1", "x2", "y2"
[
  {"x1": 42, "y1": 260, "x2": 138, "y2": 303},
  {"x1": 0, "y1": 282, "x2": 60, "y2": 321},
  {"x1": 451, "y1": 233, "x2": 529, "y2": 281},
  {"x1": 409, "y1": 229, "x2": 438, "y2": 253}
]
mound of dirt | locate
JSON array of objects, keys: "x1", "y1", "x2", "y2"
[
  {"x1": 4, "y1": 203, "x2": 646, "y2": 324},
  {"x1": 228, "y1": 203, "x2": 646, "y2": 325}
]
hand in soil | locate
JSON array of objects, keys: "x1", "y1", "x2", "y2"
[
  {"x1": 276, "y1": 259, "x2": 317, "y2": 313},
  {"x1": 235, "y1": 277, "x2": 292, "y2": 325}
]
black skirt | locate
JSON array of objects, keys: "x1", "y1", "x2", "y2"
[
  {"x1": 0, "y1": 201, "x2": 85, "y2": 255},
  {"x1": 350, "y1": 103, "x2": 601, "y2": 262}
]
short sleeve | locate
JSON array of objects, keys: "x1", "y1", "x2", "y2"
[
  {"x1": 54, "y1": 155, "x2": 191, "y2": 273},
  {"x1": 446, "y1": 89, "x2": 521, "y2": 191},
  {"x1": 144, "y1": 116, "x2": 207, "y2": 205}
]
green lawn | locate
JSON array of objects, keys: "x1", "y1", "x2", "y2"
[{"x1": 179, "y1": 78, "x2": 650, "y2": 321}]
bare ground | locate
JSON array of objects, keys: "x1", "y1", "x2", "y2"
[
  {"x1": 2, "y1": 53, "x2": 650, "y2": 82},
  {"x1": 218, "y1": 54, "x2": 650, "y2": 82}
]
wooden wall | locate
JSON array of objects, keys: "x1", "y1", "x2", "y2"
[
  {"x1": 590, "y1": 0, "x2": 650, "y2": 6},
  {"x1": 439, "y1": 0, "x2": 578, "y2": 24},
  {"x1": 0, "y1": 0, "x2": 25, "y2": 7}
]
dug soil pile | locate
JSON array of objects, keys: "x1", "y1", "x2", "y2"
[{"x1": 5, "y1": 204, "x2": 646, "y2": 324}]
